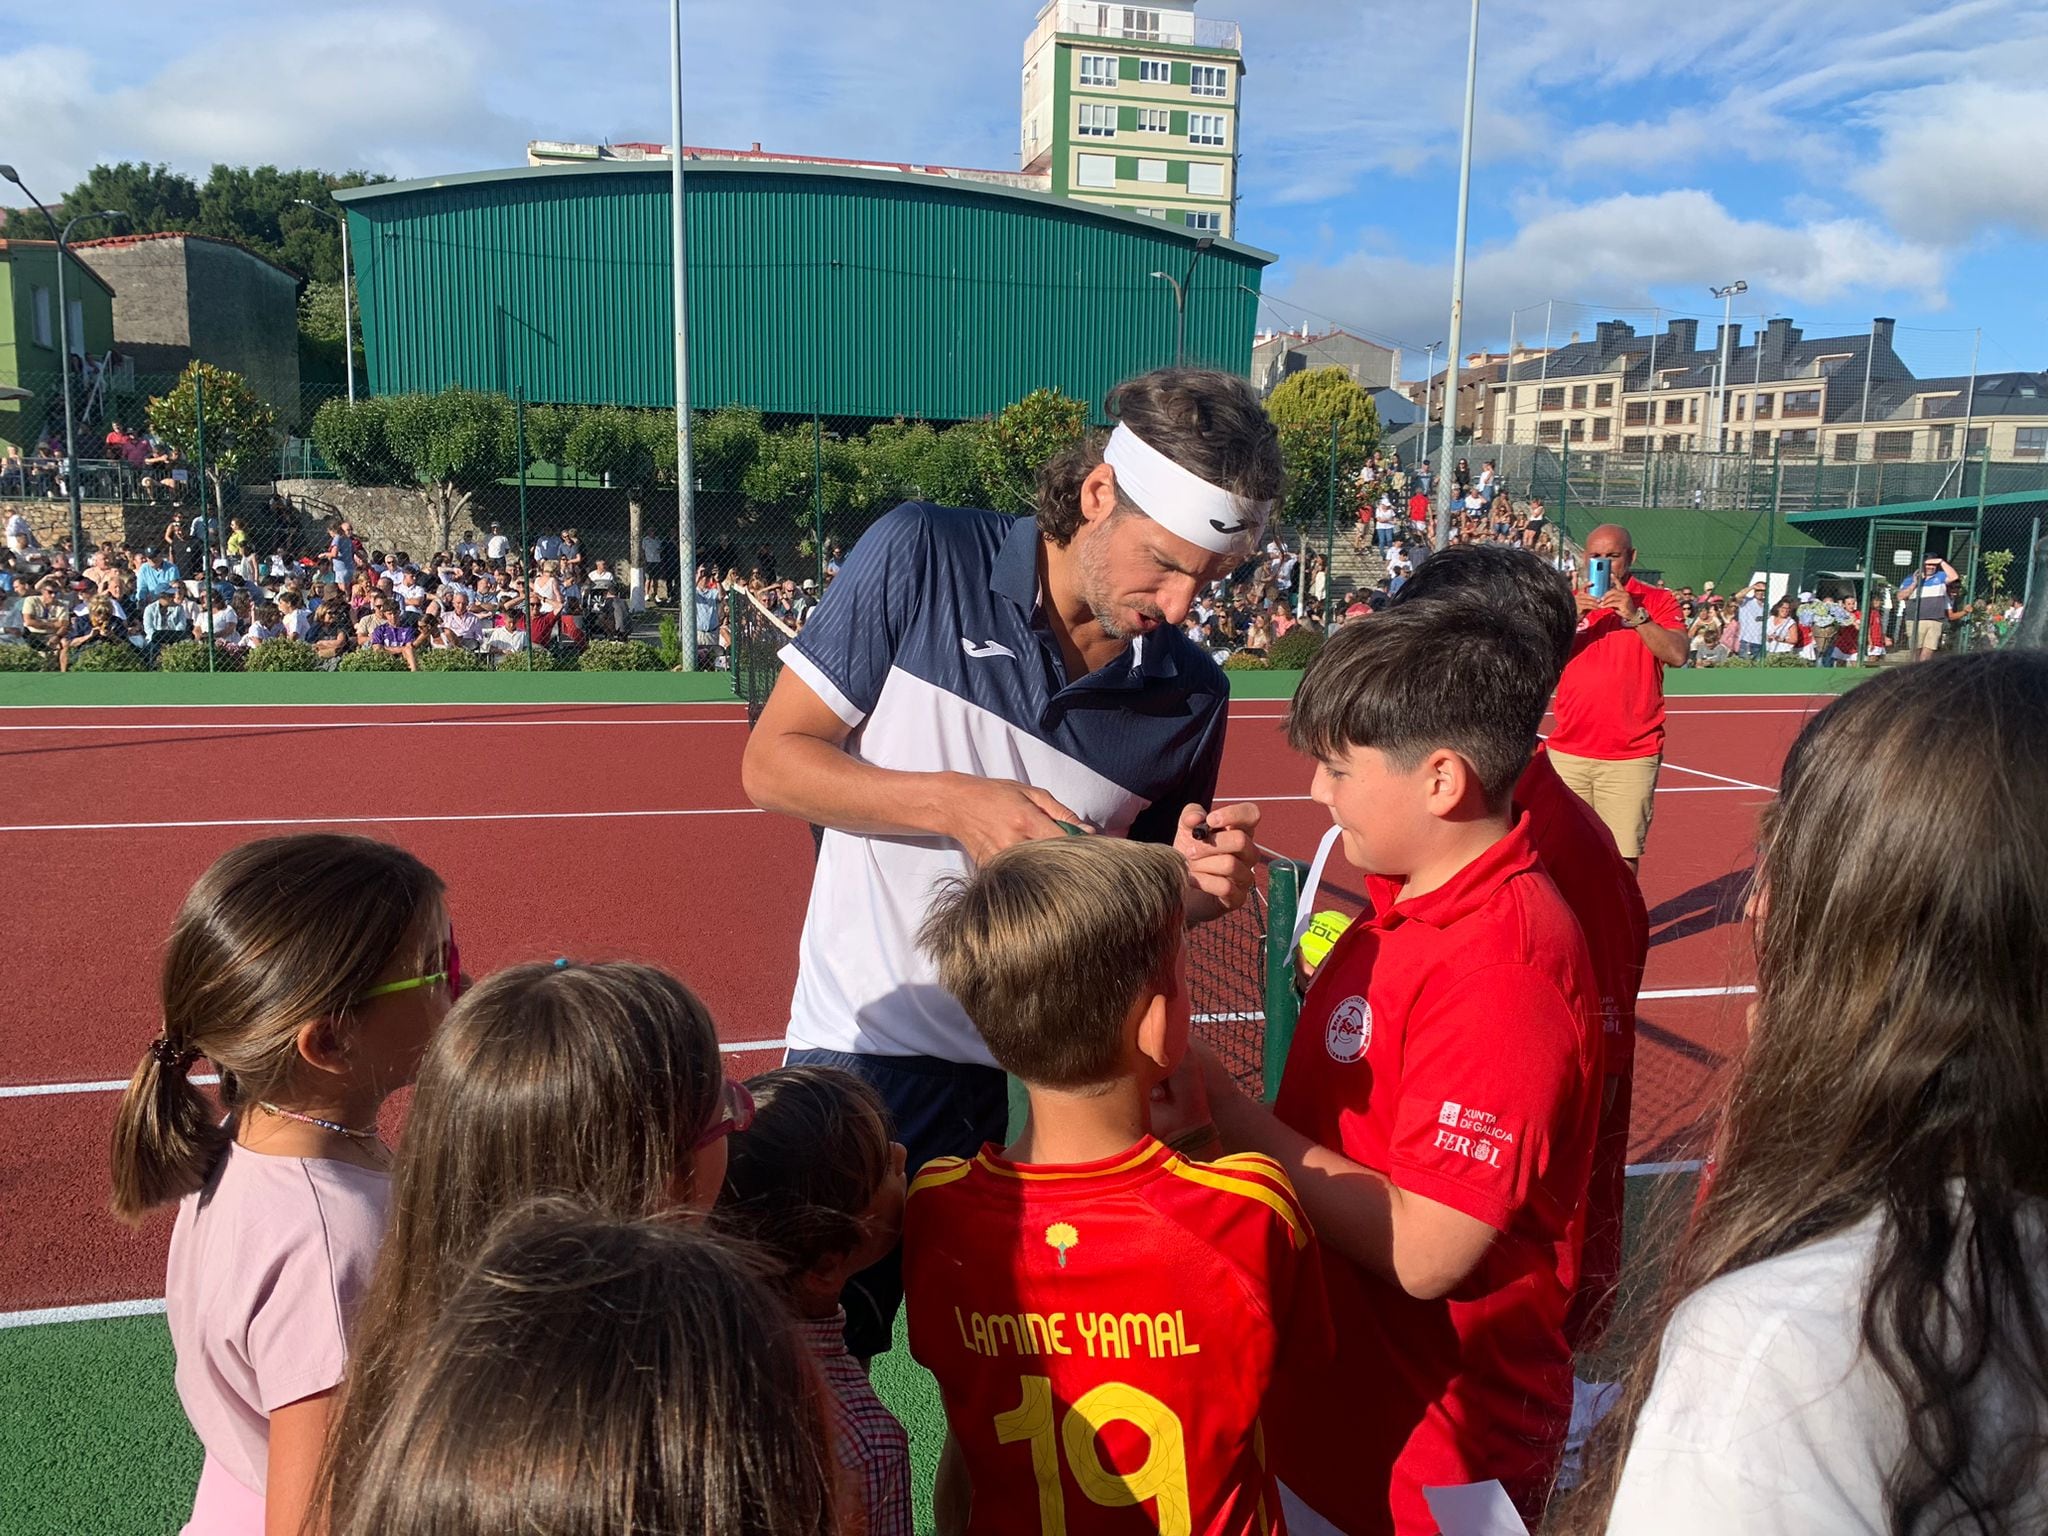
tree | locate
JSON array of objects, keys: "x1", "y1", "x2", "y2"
[
  {"x1": 310, "y1": 396, "x2": 402, "y2": 485},
  {"x1": 562, "y1": 407, "x2": 675, "y2": 601},
  {"x1": 47, "y1": 163, "x2": 201, "y2": 235},
  {"x1": 147, "y1": 363, "x2": 280, "y2": 514},
  {"x1": 1265, "y1": 367, "x2": 1382, "y2": 533},
  {"x1": 381, "y1": 390, "x2": 516, "y2": 550},
  {"x1": 975, "y1": 388, "x2": 1088, "y2": 514}
]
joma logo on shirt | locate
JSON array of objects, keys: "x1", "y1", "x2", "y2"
[{"x1": 1325, "y1": 996, "x2": 1371, "y2": 1063}]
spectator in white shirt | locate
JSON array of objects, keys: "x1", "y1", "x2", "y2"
[
  {"x1": 1574, "y1": 652, "x2": 2048, "y2": 1536},
  {"x1": 486, "y1": 523, "x2": 511, "y2": 567},
  {"x1": 456, "y1": 528, "x2": 481, "y2": 561},
  {"x1": 278, "y1": 589, "x2": 315, "y2": 642}
]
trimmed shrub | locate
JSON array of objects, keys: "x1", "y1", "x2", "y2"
[
  {"x1": 338, "y1": 648, "x2": 409, "y2": 672},
  {"x1": 657, "y1": 613, "x2": 682, "y2": 670},
  {"x1": 494, "y1": 647, "x2": 555, "y2": 671},
  {"x1": 245, "y1": 638, "x2": 319, "y2": 672},
  {"x1": 0, "y1": 644, "x2": 52, "y2": 672},
  {"x1": 68, "y1": 640, "x2": 149, "y2": 672},
  {"x1": 416, "y1": 645, "x2": 485, "y2": 672},
  {"x1": 1223, "y1": 649, "x2": 1270, "y2": 671},
  {"x1": 1266, "y1": 627, "x2": 1327, "y2": 672},
  {"x1": 156, "y1": 640, "x2": 215, "y2": 672},
  {"x1": 577, "y1": 639, "x2": 663, "y2": 672}
]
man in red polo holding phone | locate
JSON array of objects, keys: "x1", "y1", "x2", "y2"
[{"x1": 1547, "y1": 523, "x2": 1687, "y2": 871}]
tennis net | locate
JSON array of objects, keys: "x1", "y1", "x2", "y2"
[{"x1": 728, "y1": 587, "x2": 1300, "y2": 1100}]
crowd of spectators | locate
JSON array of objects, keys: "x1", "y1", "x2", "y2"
[
  {"x1": 1668, "y1": 577, "x2": 2025, "y2": 667},
  {"x1": 0, "y1": 420, "x2": 193, "y2": 505},
  {"x1": 0, "y1": 502, "x2": 648, "y2": 670}
]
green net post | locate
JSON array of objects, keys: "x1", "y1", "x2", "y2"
[{"x1": 1261, "y1": 860, "x2": 1303, "y2": 1102}]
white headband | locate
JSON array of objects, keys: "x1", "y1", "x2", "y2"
[{"x1": 1101, "y1": 423, "x2": 1270, "y2": 557}]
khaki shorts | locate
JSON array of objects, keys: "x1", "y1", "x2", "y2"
[
  {"x1": 1548, "y1": 749, "x2": 1661, "y2": 861},
  {"x1": 1914, "y1": 618, "x2": 1946, "y2": 652}
]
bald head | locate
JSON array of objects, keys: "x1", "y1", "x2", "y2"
[{"x1": 1585, "y1": 523, "x2": 1637, "y2": 583}]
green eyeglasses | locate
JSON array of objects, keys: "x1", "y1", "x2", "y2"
[{"x1": 356, "y1": 933, "x2": 465, "y2": 1005}]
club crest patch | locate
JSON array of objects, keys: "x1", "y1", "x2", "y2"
[{"x1": 1325, "y1": 995, "x2": 1372, "y2": 1063}]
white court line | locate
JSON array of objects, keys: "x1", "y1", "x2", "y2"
[
  {"x1": 0, "y1": 806, "x2": 766, "y2": 835},
  {"x1": 1641, "y1": 985, "x2": 1755, "y2": 1000},
  {"x1": 1625, "y1": 1159, "x2": 1706, "y2": 1178},
  {"x1": 0, "y1": 1073, "x2": 220, "y2": 1099},
  {"x1": 1660, "y1": 761, "x2": 1778, "y2": 793},
  {"x1": 0, "y1": 717, "x2": 746, "y2": 733},
  {"x1": 0, "y1": 1298, "x2": 167, "y2": 1330}
]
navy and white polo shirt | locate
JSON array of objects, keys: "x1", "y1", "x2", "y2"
[{"x1": 780, "y1": 501, "x2": 1229, "y2": 1066}]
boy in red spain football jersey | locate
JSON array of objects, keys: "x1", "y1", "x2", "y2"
[
  {"x1": 907, "y1": 836, "x2": 1330, "y2": 1536},
  {"x1": 1192, "y1": 602, "x2": 1602, "y2": 1536}
]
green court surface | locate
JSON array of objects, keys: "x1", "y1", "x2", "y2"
[{"x1": 1, "y1": 1174, "x2": 1692, "y2": 1536}]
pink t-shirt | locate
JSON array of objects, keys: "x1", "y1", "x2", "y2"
[{"x1": 166, "y1": 1145, "x2": 390, "y2": 1531}]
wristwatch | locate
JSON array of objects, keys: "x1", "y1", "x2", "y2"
[{"x1": 1626, "y1": 611, "x2": 1651, "y2": 627}]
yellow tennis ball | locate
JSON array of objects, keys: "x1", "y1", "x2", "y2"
[{"x1": 1298, "y1": 910, "x2": 1353, "y2": 969}]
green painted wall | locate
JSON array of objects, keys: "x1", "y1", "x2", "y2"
[
  {"x1": 338, "y1": 163, "x2": 1270, "y2": 423},
  {"x1": 0, "y1": 244, "x2": 116, "y2": 449}
]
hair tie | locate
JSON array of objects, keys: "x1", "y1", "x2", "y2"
[
  {"x1": 553, "y1": 957, "x2": 572, "y2": 970},
  {"x1": 148, "y1": 1037, "x2": 199, "y2": 1072}
]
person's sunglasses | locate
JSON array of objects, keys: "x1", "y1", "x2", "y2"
[
  {"x1": 356, "y1": 930, "x2": 465, "y2": 1005},
  {"x1": 693, "y1": 1078, "x2": 756, "y2": 1149}
]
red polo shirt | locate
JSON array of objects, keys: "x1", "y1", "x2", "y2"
[
  {"x1": 1548, "y1": 577, "x2": 1684, "y2": 760},
  {"x1": 1517, "y1": 745, "x2": 1648, "y2": 1348},
  {"x1": 1268, "y1": 817, "x2": 1602, "y2": 1536}
]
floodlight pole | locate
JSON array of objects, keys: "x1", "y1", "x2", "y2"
[
  {"x1": 1434, "y1": 0, "x2": 1480, "y2": 548},
  {"x1": 294, "y1": 200, "x2": 356, "y2": 405},
  {"x1": 670, "y1": 0, "x2": 699, "y2": 667}
]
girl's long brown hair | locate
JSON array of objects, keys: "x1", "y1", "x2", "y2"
[
  {"x1": 108, "y1": 834, "x2": 444, "y2": 1224},
  {"x1": 326, "y1": 1201, "x2": 837, "y2": 1536},
  {"x1": 1566, "y1": 652, "x2": 2048, "y2": 1533},
  {"x1": 320, "y1": 960, "x2": 725, "y2": 1511}
]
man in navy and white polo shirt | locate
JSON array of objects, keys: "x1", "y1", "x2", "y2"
[{"x1": 742, "y1": 368, "x2": 1285, "y2": 1356}]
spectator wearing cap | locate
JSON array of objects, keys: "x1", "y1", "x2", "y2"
[
  {"x1": 1736, "y1": 582, "x2": 1766, "y2": 659},
  {"x1": 1898, "y1": 554, "x2": 1958, "y2": 661},
  {"x1": 1549, "y1": 523, "x2": 1688, "y2": 871}
]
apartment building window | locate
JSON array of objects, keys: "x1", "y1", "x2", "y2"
[
  {"x1": 1135, "y1": 107, "x2": 1169, "y2": 132},
  {"x1": 1075, "y1": 153, "x2": 1115, "y2": 188},
  {"x1": 1874, "y1": 430, "x2": 1914, "y2": 460},
  {"x1": 1139, "y1": 59, "x2": 1170, "y2": 82},
  {"x1": 1730, "y1": 433, "x2": 1745, "y2": 453},
  {"x1": 1932, "y1": 426, "x2": 1954, "y2": 459},
  {"x1": 1592, "y1": 417, "x2": 1611, "y2": 442},
  {"x1": 1190, "y1": 65, "x2": 1228, "y2": 97},
  {"x1": 1751, "y1": 432, "x2": 1771, "y2": 456},
  {"x1": 1663, "y1": 398, "x2": 1685, "y2": 425},
  {"x1": 1189, "y1": 112, "x2": 1226, "y2": 145},
  {"x1": 1730, "y1": 393, "x2": 1746, "y2": 421},
  {"x1": 1570, "y1": 384, "x2": 1588, "y2": 409},
  {"x1": 1188, "y1": 161, "x2": 1224, "y2": 195},
  {"x1": 30, "y1": 286, "x2": 52, "y2": 348},
  {"x1": 1662, "y1": 434, "x2": 1685, "y2": 452},
  {"x1": 1781, "y1": 429, "x2": 1817, "y2": 452},
  {"x1": 1539, "y1": 386, "x2": 1564, "y2": 411},
  {"x1": 1122, "y1": 8, "x2": 1162, "y2": 40},
  {"x1": 1077, "y1": 103, "x2": 1116, "y2": 137},
  {"x1": 1186, "y1": 211, "x2": 1222, "y2": 233},
  {"x1": 1594, "y1": 382, "x2": 1614, "y2": 408},
  {"x1": 1782, "y1": 389, "x2": 1821, "y2": 417},
  {"x1": 1918, "y1": 393, "x2": 1959, "y2": 418},
  {"x1": 2015, "y1": 427, "x2": 2048, "y2": 459},
  {"x1": 1623, "y1": 435, "x2": 1648, "y2": 454},
  {"x1": 1834, "y1": 433, "x2": 1860, "y2": 461},
  {"x1": 1079, "y1": 54, "x2": 1119, "y2": 87},
  {"x1": 1968, "y1": 427, "x2": 1989, "y2": 453},
  {"x1": 1568, "y1": 418, "x2": 1586, "y2": 441},
  {"x1": 1538, "y1": 421, "x2": 1563, "y2": 444},
  {"x1": 1688, "y1": 397, "x2": 1700, "y2": 424},
  {"x1": 1624, "y1": 400, "x2": 1649, "y2": 426},
  {"x1": 1136, "y1": 157, "x2": 1167, "y2": 182},
  {"x1": 1754, "y1": 394, "x2": 1774, "y2": 419}
]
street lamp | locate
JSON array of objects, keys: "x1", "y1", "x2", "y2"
[
  {"x1": 293, "y1": 198, "x2": 357, "y2": 405},
  {"x1": 1, "y1": 164, "x2": 123, "y2": 566},
  {"x1": 1708, "y1": 280, "x2": 1748, "y2": 454},
  {"x1": 1418, "y1": 340, "x2": 1443, "y2": 464},
  {"x1": 1149, "y1": 234, "x2": 1215, "y2": 367}
]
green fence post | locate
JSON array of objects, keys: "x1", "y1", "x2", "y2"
[
  {"x1": 1857, "y1": 516, "x2": 1877, "y2": 666},
  {"x1": 813, "y1": 411, "x2": 825, "y2": 589},
  {"x1": 1321, "y1": 420, "x2": 1338, "y2": 615},
  {"x1": 1261, "y1": 860, "x2": 1302, "y2": 1103},
  {"x1": 194, "y1": 369, "x2": 213, "y2": 675},
  {"x1": 516, "y1": 389, "x2": 532, "y2": 670},
  {"x1": 1763, "y1": 438, "x2": 1781, "y2": 596}
]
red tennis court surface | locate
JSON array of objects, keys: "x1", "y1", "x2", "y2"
[{"x1": 0, "y1": 695, "x2": 1818, "y2": 1315}]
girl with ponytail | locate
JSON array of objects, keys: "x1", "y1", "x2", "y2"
[{"x1": 109, "y1": 833, "x2": 454, "y2": 1536}]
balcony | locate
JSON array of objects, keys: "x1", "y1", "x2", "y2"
[{"x1": 1031, "y1": 3, "x2": 1242, "y2": 54}]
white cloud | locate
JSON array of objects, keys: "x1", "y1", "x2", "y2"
[
  {"x1": 1264, "y1": 189, "x2": 1946, "y2": 366},
  {"x1": 1853, "y1": 79, "x2": 2048, "y2": 242}
]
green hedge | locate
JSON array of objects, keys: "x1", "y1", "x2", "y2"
[
  {"x1": 155, "y1": 640, "x2": 215, "y2": 672},
  {"x1": 496, "y1": 648, "x2": 555, "y2": 671},
  {"x1": 1266, "y1": 627, "x2": 1327, "y2": 671},
  {"x1": 68, "y1": 640, "x2": 148, "y2": 672},
  {"x1": 1223, "y1": 650, "x2": 1269, "y2": 671},
  {"x1": 576, "y1": 640, "x2": 663, "y2": 672},
  {"x1": 0, "y1": 644, "x2": 51, "y2": 672},
  {"x1": 245, "y1": 638, "x2": 319, "y2": 672},
  {"x1": 338, "y1": 648, "x2": 408, "y2": 672}
]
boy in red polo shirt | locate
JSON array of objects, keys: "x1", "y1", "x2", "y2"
[
  {"x1": 1387, "y1": 544, "x2": 1648, "y2": 1347},
  {"x1": 1193, "y1": 601, "x2": 1602, "y2": 1536}
]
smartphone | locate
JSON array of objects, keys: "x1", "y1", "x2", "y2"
[{"x1": 1588, "y1": 556, "x2": 1613, "y2": 599}]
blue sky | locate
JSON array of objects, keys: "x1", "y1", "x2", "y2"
[{"x1": 5, "y1": 0, "x2": 2045, "y2": 380}]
